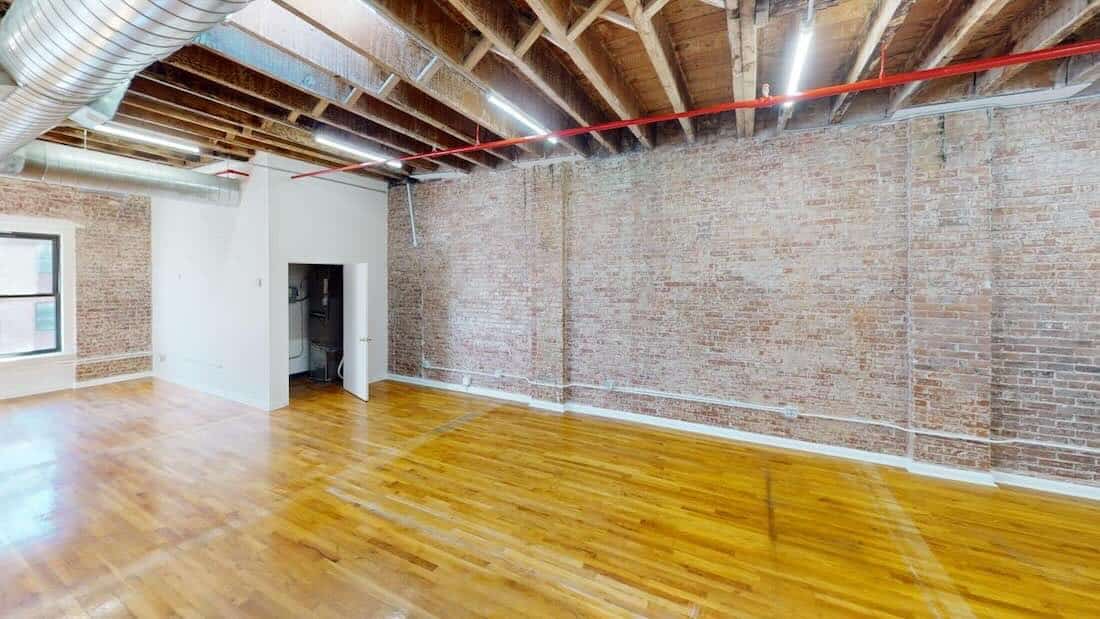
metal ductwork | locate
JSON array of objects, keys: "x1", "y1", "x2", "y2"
[
  {"x1": 1, "y1": 141, "x2": 242, "y2": 206},
  {"x1": 0, "y1": 0, "x2": 252, "y2": 159}
]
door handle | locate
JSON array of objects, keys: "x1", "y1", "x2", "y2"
[{"x1": 360, "y1": 337, "x2": 372, "y2": 343}]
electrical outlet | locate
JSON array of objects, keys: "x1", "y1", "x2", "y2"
[
  {"x1": 462, "y1": 375, "x2": 472, "y2": 387},
  {"x1": 782, "y1": 405, "x2": 799, "y2": 420},
  {"x1": 158, "y1": 353, "x2": 167, "y2": 363}
]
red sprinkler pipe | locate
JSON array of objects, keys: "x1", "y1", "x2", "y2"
[{"x1": 293, "y1": 38, "x2": 1100, "y2": 181}]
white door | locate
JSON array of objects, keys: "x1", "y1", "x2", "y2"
[{"x1": 342, "y1": 263, "x2": 370, "y2": 401}]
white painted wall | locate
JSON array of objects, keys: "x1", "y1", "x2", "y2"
[
  {"x1": 266, "y1": 155, "x2": 389, "y2": 409},
  {"x1": 151, "y1": 159, "x2": 272, "y2": 409},
  {"x1": 151, "y1": 153, "x2": 388, "y2": 411}
]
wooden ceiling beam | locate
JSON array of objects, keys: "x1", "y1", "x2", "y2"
[
  {"x1": 112, "y1": 104, "x2": 256, "y2": 154},
  {"x1": 351, "y1": 0, "x2": 590, "y2": 156},
  {"x1": 128, "y1": 76, "x2": 266, "y2": 129},
  {"x1": 725, "y1": 0, "x2": 761, "y2": 137},
  {"x1": 157, "y1": 50, "x2": 444, "y2": 173},
  {"x1": 572, "y1": 1, "x2": 637, "y2": 34},
  {"x1": 830, "y1": 0, "x2": 917, "y2": 123},
  {"x1": 444, "y1": 0, "x2": 619, "y2": 153},
  {"x1": 212, "y1": 13, "x2": 498, "y2": 169},
  {"x1": 228, "y1": 134, "x2": 396, "y2": 180},
  {"x1": 380, "y1": 79, "x2": 518, "y2": 163},
  {"x1": 526, "y1": 0, "x2": 654, "y2": 148},
  {"x1": 514, "y1": 22, "x2": 546, "y2": 58},
  {"x1": 40, "y1": 133, "x2": 199, "y2": 168},
  {"x1": 569, "y1": 0, "x2": 616, "y2": 40},
  {"x1": 644, "y1": 0, "x2": 677, "y2": 19},
  {"x1": 463, "y1": 36, "x2": 495, "y2": 70},
  {"x1": 49, "y1": 127, "x2": 208, "y2": 168},
  {"x1": 623, "y1": 0, "x2": 695, "y2": 141},
  {"x1": 274, "y1": 0, "x2": 556, "y2": 157},
  {"x1": 888, "y1": 0, "x2": 1014, "y2": 115},
  {"x1": 133, "y1": 68, "x2": 407, "y2": 179},
  {"x1": 977, "y1": 0, "x2": 1100, "y2": 94}
]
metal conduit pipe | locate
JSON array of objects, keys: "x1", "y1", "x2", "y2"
[
  {"x1": 0, "y1": 0, "x2": 252, "y2": 159},
  {"x1": 418, "y1": 360, "x2": 1100, "y2": 456},
  {"x1": 0, "y1": 141, "x2": 242, "y2": 205}
]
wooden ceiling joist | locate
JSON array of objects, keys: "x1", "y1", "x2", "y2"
[
  {"x1": 977, "y1": 0, "x2": 1100, "y2": 95},
  {"x1": 444, "y1": 0, "x2": 619, "y2": 153},
  {"x1": 573, "y1": 0, "x2": 637, "y2": 33},
  {"x1": 570, "y1": 0, "x2": 617, "y2": 40},
  {"x1": 623, "y1": 0, "x2": 696, "y2": 141},
  {"x1": 644, "y1": 0, "x2": 677, "y2": 19},
  {"x1": 110, "y1": 111, "x2": 255, "y2": 160},
  {"x1": 273, "y1": 0, "x2": 576, "y2": 158},
  {"x1": 888, "y1": 0, "x2": 1015, "y2": 116},
  {"x1": 726, "y1": 0, "x2": 761, "y2": 138},
  {"x1": 352, "y1": 0, "x2": 592, "y2": 156},
  {"x1": 526, "y1": 0, "x2": 654, "y2": 148},
  {"x1": 133, "y1": 69, "x2": 405, "y2": 179},
  {"x1": 206, "y1": 19, "x2": 497, "y2": 170},
  {"x1": 48, "y1": 127, "x2": 209, "y2": 168},
  {"x1": 830, "y1": 0, "x2": 917, "y2": 123},
  {"x1": 158, "y1": 48, "x2": 447, "y2": 173},
  {"x1": 40, "y1": 134, "x2": 195, "y2": 168}
]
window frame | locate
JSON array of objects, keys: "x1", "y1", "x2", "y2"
[{"x1": 0, "y1": 231, "x2": 62, "y2": 358}]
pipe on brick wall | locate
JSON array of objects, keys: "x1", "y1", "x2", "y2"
[
  {"x1": 418, "y1": 360, "x2": 1100, "y2": 456},
  {"x1": 294, "y1": 37, "x2": 1100, "y2": 180}
]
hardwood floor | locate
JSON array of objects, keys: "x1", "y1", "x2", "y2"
[{"x1": 1, "y1": 378, "x2": 1098, "y2": 618}]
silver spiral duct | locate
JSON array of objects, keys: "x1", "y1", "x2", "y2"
[
  {"x1": 2, "y1": 141, "x2": 242, "y2": 205},
  {"x1": 0, "y1": 0, "x2": 252, "y2": 159}
]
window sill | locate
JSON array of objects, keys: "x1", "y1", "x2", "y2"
[{"x1": 0, "y1": 352, "x2": 76, "y2": 368}]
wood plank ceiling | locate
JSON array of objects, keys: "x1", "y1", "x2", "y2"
[{"x1": 3, "y1": 0, "x2": 1099, "y2": 181}]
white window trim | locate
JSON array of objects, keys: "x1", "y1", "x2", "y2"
[{"x1": 0, "y1": 215, "x2": 78, "y2": 366}]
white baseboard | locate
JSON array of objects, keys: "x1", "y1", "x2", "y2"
[
  {"x1": 992, "y1": 472, "x2": 1100, "y2": 501},
  {"x1": 392, "y1": 373, "x2": 534, "y2": 406},
  {"x1": 530, "y1": 399, "x2": 566, "y2": 413},
  {"x1": 906, "y1": 461, "x2": 996, "y2": 486},
  {"x1": 153, "y1": 374, "x2": 270, "y2": 410},
  {"x1": 566, "y1": 400, "x2": 908, "y2": 468},
  {"x1": 74, "y1": 371, "x2": 153, "y2": 389},
  {"x1": 386, "y1": 373, "x2": 1099, "y2": 502}
]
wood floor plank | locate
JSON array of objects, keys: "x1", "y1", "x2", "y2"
[{"x1": 1, "y1": 378, "x2": 1098, "y2": 617}]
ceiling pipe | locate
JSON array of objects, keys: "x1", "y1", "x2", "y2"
[
  {"x1": 0, "y1": 0, "x2": 253, "y2": 160},
  {"x1": 1, "y1": 141, "x2": 243, "y2": 206},
  {"x1": 293, "y1": 37, "x2": 1100, "y2": 180}
]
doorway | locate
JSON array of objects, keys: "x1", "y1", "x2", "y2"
[{"x1": 287, "y1": 262, "x2": 370, "y2": 401}]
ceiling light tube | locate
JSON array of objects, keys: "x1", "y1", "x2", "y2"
[
  {"x1": 783, "y1": 26, "x2": 814, "y2": 109},
  {"x1": 315, "y1": 135, "x2": 403, "y2": 169},
  {"x1": 94, "y1": 123, "x2": 201, "y2": 154},
  {"x1": 487, "y1": 94, "x2": 559, "y2": 144}
]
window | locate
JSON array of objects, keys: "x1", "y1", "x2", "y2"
[{"x1": 0, "y1": 233, "x2": 61, "y2": 357}]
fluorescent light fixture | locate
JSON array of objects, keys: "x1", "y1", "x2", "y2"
[
  {"x1": 783, "y1": 27, "x2": 814, "y2": 109},
  {"x1": 315, "y1": 135, "x2": 403, "y2": 169},
  {"x1": 487, "y1": 94, "x2": 559, "y2": 144},
  {"x1": 95, "y1": 123, "x2": 201, "y2": 154}
]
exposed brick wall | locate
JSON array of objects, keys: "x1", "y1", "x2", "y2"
[
  {"x1": 990, "y1": 103, "x2": 1100, "y2": 484},
  {"x1": 0, "y1": 178, "x2": 152, "y2": 381},
  {"x1": 389, "y1": 99, "x2": 1100, "y2": 486},
  {"x1": 906, "y1": 113, "x2": 994, "y2": 470}
]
